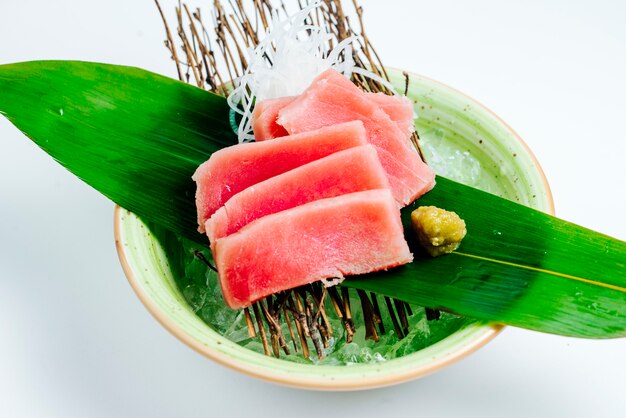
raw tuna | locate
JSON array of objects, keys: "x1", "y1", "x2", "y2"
[
  {"x1": 277, "y1": 69, "x2": 435, "y2": 205},
  {"x1": 205, "y1": 144, "x2": 389, "y2": 244},
  {"x1": 367, "y1": 92, "x2": 415, "y2": 137},
  {"x1": 251, "y1": 96, "x2": 294, "y2": 140},
  {"x1": 373, "y1": 145, "x2": 435, "y2": 205},
  {"x1": 252, "y1": 92, "x2": 414, "y2": 140},
  {"x1": 193, "y1": 120, "x2": 367, "y2": 231},
  {"x1": 214, "y1": 189, "x2": 413, "y2": 309}
]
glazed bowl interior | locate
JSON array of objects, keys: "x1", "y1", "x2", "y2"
[{"x1": 114, "y1": 69, "x2": 553, "y2": 390}]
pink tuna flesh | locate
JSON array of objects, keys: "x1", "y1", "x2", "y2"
[
  {"x1": 252, "y1": 92, "x2": 414, "y2": 141},
  {"x1": 373, "y1": 145, "x2": 436, "y2": 204},
  {"x1": 192, "y1": 120, "x2": 368, "y2": 232},
  {"x1": 251, "y1": 96, "x2": 294, "y2": 140},
  {"x1": 214, "y1": 189, "x2": 413, "y2": 309},
  {"x1": 205, "y1": 144, "x2": 389, "y2": 244},
  {"x1": 277, "y1": 69, "x2": 435, "y2": 205},
  {"x1": 366, "y1": 92, "x2": 415, "y2": 137}
]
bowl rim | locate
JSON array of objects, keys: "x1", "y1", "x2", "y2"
[{"x1": 113, "y1": 72, "x2": 555, "y2": 390}]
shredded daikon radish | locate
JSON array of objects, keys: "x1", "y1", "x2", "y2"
[{"x1": 227, "y1": 0, "x2": 397, "y2": 143}]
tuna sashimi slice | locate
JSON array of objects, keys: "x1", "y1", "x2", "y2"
[
  {"x1": 205, "y1": 144, "x2": 389, "y2": 244},
  {"x1": 367, "y1": 92, "x2": 415, "y2": 137},
  {"x1": 277, "y1": 69, "x2": 435, "y2": 205},
  {"x1": 373, "y1": 145, "x2": 436, "y2": 204},
  {"x1": 214, "y1": 189, "x2": 413, "y2": 309},
  {"x1": 193, "y1": 120, "x2": 368, "y2": 232},
  {"x1": 278, "y1": 69, "x2": 415, "y2": 158},
  {"x1": 251, "y1": 96, "x2": 294, "y2": 140},
  {"x1": 252, "y1": 92, "x2": 414, "y2": 141}
]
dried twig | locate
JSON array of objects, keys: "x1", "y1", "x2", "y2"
[
  {"x1": 385, "y1": 296, "x2": 404, "y2": 339},
  {"x1": 243, "y1": 307, "x2": 257, "y2": 337},
  {"x1": 394, "y1": 298, "x2": 410, "y2": 337},
  {"x1": 283, "y1": 304, "x2": 299, "y2": 353},
  {"x1": 288, "y1": 293, "x2": 310, "y2": 359},
  {"x1": 370, "y1": 292, "x2": 386, "y2": 335},
  {"x1": 328, "y1": 286, "x2": 354, "y2": 342},
  {"x1": 193, "y1": 249, "x2": 217, "y2": 272},
  {"x1": 154, "y1": 0, "x2": 183, "y2": 81},
  {"x1": 357, "y1": 289, "x2": 379, "y2": 341},
  {"x1": 301, "y1": 290, "x2": 325, "y2": 358},
  {"x1": 252, "y1": 302, "x2": 271, "y2": 356}
]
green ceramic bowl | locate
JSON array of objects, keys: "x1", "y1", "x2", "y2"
[{"x1": 114, "y1": 69, "x2": 554, "y2": 390}]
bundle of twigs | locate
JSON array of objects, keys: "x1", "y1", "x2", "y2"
[{"x1": 155, "y1": 0, "x2": 435, "y2": 359}]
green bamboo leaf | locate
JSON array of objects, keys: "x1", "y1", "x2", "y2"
[
  {"x1": 0, "y1": 60, "x2": 236, "y2": 243},
  {"x1": 2, "y1": 61, "x2": 625, "y2": 339},
  {"x1": 344, "y1": 177, "x2": 626, "y2": 338}
]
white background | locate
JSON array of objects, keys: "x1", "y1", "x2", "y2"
[{"x1": 1, "y1": 1, "x2": 625, "y2": 417}]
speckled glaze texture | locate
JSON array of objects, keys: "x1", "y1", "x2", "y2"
[{"x1": 114, "y1": 69, "x2": 554, "y2": 390}]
